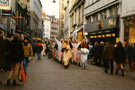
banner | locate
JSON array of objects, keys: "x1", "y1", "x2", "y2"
[{"x1": 0, "y1": 0, "x2": 11, "y2": 10}]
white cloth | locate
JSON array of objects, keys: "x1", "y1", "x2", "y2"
[
  {"x1": 80, "y1": 48, "x2": 89, "y2": 63},
  {"x1": 55, "y1": 39, "x2": 62, "y2": 51},
  {"x1": 81, "y1": 54, "x2": 88, "y2": 64}
]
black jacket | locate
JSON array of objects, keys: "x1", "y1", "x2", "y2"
[
  {"x1": 10, "y1": 38, "x2": 24, "y2": 64},
  {"x1": 114, "y1": 46, "x2": 126, "y2": 64}
]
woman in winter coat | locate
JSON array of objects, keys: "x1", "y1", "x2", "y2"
[
  {"x1": 114, "y1": 42, "x2": 126, "y2": 76},
  {"x1": 7, "y1": 33, "x2": 24, "y2": 85}
]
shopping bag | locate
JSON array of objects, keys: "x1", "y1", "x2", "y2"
[{"x1": 21, "y1": 67, "x2": 26, "y2": 82}]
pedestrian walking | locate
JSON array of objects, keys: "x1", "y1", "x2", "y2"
[
  {"x1": 102, "y1": 42, "x2": 115, "y2": 74},
  {"x1": 36, "y1": 40, "x2": 43, "y2": 60},
  {"x1": 93, "y1": 42, "x2": 100, "y2": 65},
  {"x1": 7, "y1": 33, "x2": 24, "y2": 85},
  {"x1": 23, "y1": 39, "x2": 33, "y2": 75},
  {"x1": 114, "y1": 42, "x2": 126, "y2": 76}
]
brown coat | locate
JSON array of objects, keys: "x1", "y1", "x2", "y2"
[
  {"x1": 23, "y1": 43, "x2": 33, "y2": 57},
  {"x1": 103, "y1": 44, "x2": 114, "y2": 60}
]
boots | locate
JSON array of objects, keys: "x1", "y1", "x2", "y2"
[
  {"x1": 7, "y1": 79, "x2": 10, "y2": 86},
  {"x1": 13, "y1": 80, "x2": 16, "y2": 85}
]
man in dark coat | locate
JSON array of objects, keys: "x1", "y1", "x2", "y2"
[
  {"x1": 7, "y1": 33, "x2": 24, "y2": 86},
  {"x1": 103, "y1": 42, "x2": 115, "y2": 74},
  {"x1": 0, "y1": 30, "x2": 4, "y2": 70}
]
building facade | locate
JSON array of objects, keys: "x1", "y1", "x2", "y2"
[
  {"x1": 84, "y1": 0, "x2": 121, "y2": 44},
  {"x1": 27, "y1": 0, "x2": 42, "y2": 38},
  {"x1": 43, "y1": 14, "x2": 51, "y2": 39},
  {"x1": 59, "y1": 0, "x2": 65, "y2": 38},
  {"x1": 63, "y1": 0, "x2": 70, "y2": 39},
  {"x1": 121, "y1": 0, "x2": 135, "y2": 44},
  {"x1": 50, "y1": 16, "x2": 59, "y2": 39},
  {"x1": 69, "y1": 0, "x2": 85, "y2": 41}
]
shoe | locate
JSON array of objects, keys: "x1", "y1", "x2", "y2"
[
  {"x1": 13, "y1": 80, "x2": 16, "y2": 85},
  {"x1": 104, "y1": 69, "x2": 108, "y2": 73},
  {"x1": 7, "y1": 79, "x2": 10, "y2": 86},
  {"x1": 122, "y1": 70, "x2": 124, "y2": 77}
]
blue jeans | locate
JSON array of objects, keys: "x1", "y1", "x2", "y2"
[
  {"x1": 23, "y1": 57, "x2": 28, "y2": 75},
  {"x1": 37, "y1": 52, "x2": 41, "y2": 60}
]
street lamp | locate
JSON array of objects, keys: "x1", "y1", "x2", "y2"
[{"x1": 53, "y1": 0, "x2": 56, "y2": 3}]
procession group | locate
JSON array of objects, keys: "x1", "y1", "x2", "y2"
[{"x1": 43, "y1": 38, "x2": 135, "y2": 77}]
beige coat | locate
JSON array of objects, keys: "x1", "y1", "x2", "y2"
[{"x1": 23, "y1": 43, "x2": 33, "y2": 57}]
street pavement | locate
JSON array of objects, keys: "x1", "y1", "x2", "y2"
[{"x1": 0, "y1": 56, "x2": 135, "y2": 90}]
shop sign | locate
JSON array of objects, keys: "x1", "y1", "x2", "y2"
[
  {"x1": 0, "y1": 0, "x2": 11, "y2": 10},
  {"x1": 108, "y1": 19, "x2": 116, "y2": 27}
]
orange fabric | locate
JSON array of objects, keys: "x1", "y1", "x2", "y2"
[
  {"x1": 52, "y1": 49, "x2": 56, "y2": 59},
  {"x1": 22, "y1": 67, "x2": 26, "y2": 82},
  {"x1": 37, "y1": 43, "x2": 42, "y2": 46}
]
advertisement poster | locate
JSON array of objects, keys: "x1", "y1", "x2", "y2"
[{"x1": 0, "y1": 0, "x2": 11, "y2": 10}]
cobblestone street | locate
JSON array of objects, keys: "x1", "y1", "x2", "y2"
[{"x1": 0, "y1": 56, "x2": 135, "y2": 90}]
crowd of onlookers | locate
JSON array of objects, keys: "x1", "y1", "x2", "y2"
[{"x1": 88, "y1": 41, "x2": 135, "y2": 76}]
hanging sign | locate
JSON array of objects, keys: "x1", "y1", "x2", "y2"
[{"x1": 0, "y1": 0, "x2": 11, "y2": 10}]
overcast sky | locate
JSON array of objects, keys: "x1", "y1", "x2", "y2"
[{"x1": 41, "y1": 0, "x2": 59, "y2": 18}]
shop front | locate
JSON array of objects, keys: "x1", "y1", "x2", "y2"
[
  {"x1": 85, "y1": 16, "x2": 119, "y2": 44},
  {"x1": 121, "y1": 0, "x2": 135, "y2": 44},
  {"x1": 123, "y1": 16, "x2": 135, "y2": 44}
]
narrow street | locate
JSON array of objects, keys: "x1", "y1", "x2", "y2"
[{"x1": 0, "y1": 56, "x2": 135, "y2": 90}]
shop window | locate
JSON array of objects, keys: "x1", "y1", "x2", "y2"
[{"x1": 124, "y1": 18, "x2": 135, "y2": 44}]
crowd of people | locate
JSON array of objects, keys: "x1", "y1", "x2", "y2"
[
  {"x1": 0, "y1": 30, "x2": 46, "y2": 85},
  {"x1": 41, "y1": 38, "x2": 135, "y2": 77},
  {"x1": 0, "y1": 29, "x2": 135, "y2": 86}
]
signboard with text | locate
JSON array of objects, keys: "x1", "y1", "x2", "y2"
[{"x1": 0, "y1": 0, "x2": 11, "y2": 10}]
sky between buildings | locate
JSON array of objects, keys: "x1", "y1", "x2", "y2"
[{"x1": 41, "y1": 0, "x2": 59, "y2": 18}]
